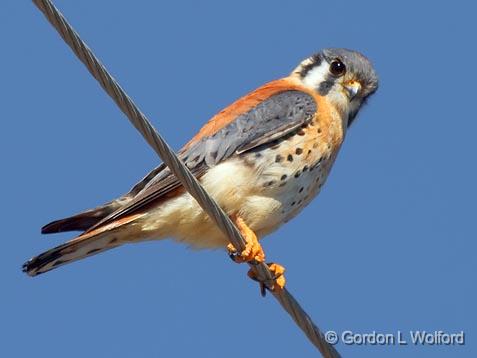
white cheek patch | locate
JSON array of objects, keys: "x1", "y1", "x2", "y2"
[
  {"x1": 297, "y1": 60, "x2": 353, "y2": 128},
  {"x1": 301, "y1": 63, "x2": 330, "y2": 89}
]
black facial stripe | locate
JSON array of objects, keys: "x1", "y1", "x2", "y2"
[
  {"x1": 317, "y1": 75, "x2": 336, "y2": 96},
  {"x1": 299, "y1": 54, "x2": 321, "y2": 78},
  {"x1": 299, "y1": 55, "x2": 336, "y2": 95}
]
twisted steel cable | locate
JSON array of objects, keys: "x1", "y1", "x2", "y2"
[{"x1": 31, "y1": 1, "x2": 341, "y2": 356}]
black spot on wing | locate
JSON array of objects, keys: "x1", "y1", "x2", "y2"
[
  {"x1": 182, "y1": 91, "x2": 317, "y2": 167},
  {"x1": 85, "y1": 92, "x2": 317, "y2": 232}
]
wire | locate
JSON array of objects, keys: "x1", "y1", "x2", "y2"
[{"x1": 31, "y1": 1, "x2": 341, "y2": 357}]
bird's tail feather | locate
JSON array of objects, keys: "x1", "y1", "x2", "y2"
[
  {"x1": 24, "y1": 214, "x2": 144, "y2": 276},
  {"x1": 41, "y1": 201, "x2": 123, "y2": 234}
]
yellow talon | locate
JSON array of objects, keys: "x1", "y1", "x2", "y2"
[
  {"x1": 248, "y1": 262, "x2": 286, "y2": 296},
  {"x1": 226, "y1": 214, "x2": 285, "y2": 295}
]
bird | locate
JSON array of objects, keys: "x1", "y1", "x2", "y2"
[{"x1": 23, "y1": 48, "x2": 378, "y2": 291}]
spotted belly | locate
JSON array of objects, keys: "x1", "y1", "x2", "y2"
[
  {"x1": 139, "y1": 122, "x2": 342, "y2": 248},
  {"x1": 236, "y1": 128, "x2": 339, "y2": 236}
]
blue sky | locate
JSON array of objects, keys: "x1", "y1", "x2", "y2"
[{"x1": 2, "y1": 1, "x2": 475, "y2": 357}]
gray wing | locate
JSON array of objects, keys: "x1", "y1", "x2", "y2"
[
  {"x1": 179, "y1": 91, "x2": 316, "y2": 168},
  {"x1": 86, "y1": 90, "x2": 317, "y2": 231}
]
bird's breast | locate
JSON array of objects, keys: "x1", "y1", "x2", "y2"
[
  {"x1": 235, "y1": 108, "x2": 345, "y2": 236},
  {"x1": 140, "y1": 99, "x2": 346, "y2": 248}
]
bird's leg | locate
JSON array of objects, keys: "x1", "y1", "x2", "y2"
[
  {"x1": 227, "y1": 214, "x2": 286, "y2": 293},
  {"x1": 227, "y1": 214, "x2": 265, "y2": 263}
]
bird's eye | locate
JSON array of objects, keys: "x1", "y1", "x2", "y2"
[{"x1": 329, "y1": 59, "x2": 346, "y2": 77}]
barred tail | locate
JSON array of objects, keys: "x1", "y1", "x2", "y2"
[{"x1": 23, "y1": 214, "x2": 144, "y2": 276}]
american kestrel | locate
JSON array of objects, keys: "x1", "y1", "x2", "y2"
[{"x1": 23, "y1": 48, "x2": 378, "y2": 290}]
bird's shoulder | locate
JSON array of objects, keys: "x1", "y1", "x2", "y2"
[{"x1": 182, "y1": 76, "x2": 320, "y2": 151}]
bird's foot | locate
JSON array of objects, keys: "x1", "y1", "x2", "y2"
[
  {"x1": 248, "y1": 262, "x2": 286, "y2": 296},
  {"x1": 227, "y1": 214, "x2": 286, "y2": 295},
  {"x1": 227, "y1": 215, "x2": 265, "y2": 263}
]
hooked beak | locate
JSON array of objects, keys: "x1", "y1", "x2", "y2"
[{"x1": 344, "y1": 81, "x2": 361, "y2": 101}]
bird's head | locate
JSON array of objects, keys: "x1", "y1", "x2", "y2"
[{"x1": 292, "y1": 48, "x2": 378, "y2": 126}]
